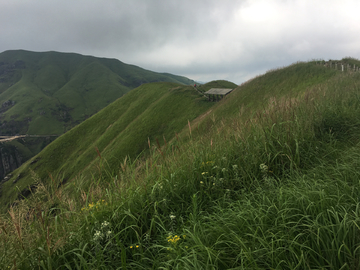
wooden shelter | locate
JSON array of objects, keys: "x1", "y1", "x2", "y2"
[{"x1": 204, "y1": 88, "x2": 233, "y2": 101}]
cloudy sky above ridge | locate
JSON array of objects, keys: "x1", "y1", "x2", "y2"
[{"x1": 1, "y1": 0, "x2": 360, "y2": 84}]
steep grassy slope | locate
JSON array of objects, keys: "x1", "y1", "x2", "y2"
[
  {"x1": 3, "y1": 58, "x2": 360, "y2": 268},
  {"x1": 0, "y1": 50, "x2": 195, "y2": 179},
  {"x1": 0, "y1": 81, "x2": 237, "y2": 210}
]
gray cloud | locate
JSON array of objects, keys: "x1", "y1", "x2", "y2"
[{"x1": 1, "y1": 0, "x2": 360, "y2": 84}]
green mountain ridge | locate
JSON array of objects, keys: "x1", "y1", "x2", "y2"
[
  {"x1": 0, "y1": 50, "x2": 195, "y2": 135},
  {"x1": 0, "y1": 50, "x2": 195, "y2": 180}
]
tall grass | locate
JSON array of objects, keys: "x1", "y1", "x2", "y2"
[{"x1": 2, "y1": 63, "x2": 360, "y2": 269}]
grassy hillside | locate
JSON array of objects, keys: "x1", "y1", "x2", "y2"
[
  {"x1": 0, "y1": 50, "x2": 194, "y2": 135},
  {"x1": 0, "y1": 50, "x2": 195, "y2": 178},
  {"x1": 0, "y1": 80, "x2": 236, "y2": 211},
  {"x1": 2, "y1": 58, "x2": 360, "y2": 269}
]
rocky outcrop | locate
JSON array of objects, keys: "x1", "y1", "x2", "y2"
[
  {"x1": 0, "y1": 100, "x2": 15, "y2": 113},
  {"x1": 0, "y1": 145, "x2": 22, "y2": 181}
]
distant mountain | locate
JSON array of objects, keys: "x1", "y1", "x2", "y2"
[
  {"x1": 0, "y1": 50, "x2": 194, "y2": 135},
  {"x1": 0, "y1": 50, "x2": 195, "y2": 179}
]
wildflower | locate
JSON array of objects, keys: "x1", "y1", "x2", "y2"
[
  {"x1": 93, "y1": 230, "x2": 103, "y2": 242},
  {"x1": 136, "y1": 245, "x2": 139, "y2": 248},
  {"x1": 88, "y1": 203, "x2": 94, "y2": 209},
  {"x1": 169, "y1": 214, "x2": 176, "y2": 220},
  {"x1": 200, "y1": 181, "x2": 204, "y2": 184},
  {"x1": 201, "y1": 172, "x2": 208, "y2": 175},
  {"x1": 101, "y1": 221, "x2": 110, "y2": 229},
  {"x1": 167, "y1": 235, "x2": 181, "y2": 244},
  {"x1": 232, "y1": 165, "x2": 238, "y2": 169},
  {"x1": 260, "y1": 163, "x2": 268, "y2": 172},
  {"x1": 130, "y1": 246, "x2": 133, "y2": 249}
]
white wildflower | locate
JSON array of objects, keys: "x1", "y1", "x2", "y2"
[
  {"x1": 101, "y1": 221, "x2": 110, "y2": 229},
  {"x1": 260, "y1": 163, "x2": 268, "y2": 173},
  {"x1": 93, "y1": 230, "x2": 103, "y2": 242}
]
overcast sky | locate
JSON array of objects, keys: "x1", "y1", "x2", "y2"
[{"x1": 1, "y1": 0, "x2": 360, "y2": 84}]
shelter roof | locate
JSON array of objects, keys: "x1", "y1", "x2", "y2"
[{"x1": 204, "y1": 88, "x2": 233, "y2": 95}]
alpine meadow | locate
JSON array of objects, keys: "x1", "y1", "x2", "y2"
[{"x1": 2, "y1": 56, "x2": 360, "y2": 269}]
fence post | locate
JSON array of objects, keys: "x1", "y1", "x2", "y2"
[{"x1": 342, "y1": 64, "x2": 344, "y2": 72}]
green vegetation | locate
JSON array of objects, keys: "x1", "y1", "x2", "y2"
[
  {"x1": 0, "y1": 80, "x2": 227, "y2": 211},
  {"x1": 0, "y1": 50, "x2": 195, "y2": 164},
  {"x1": 0, "y1": 50, "x2": 194, "y2": 134},
  {"x1": 2, "y1": 58, "x2": 360, "y2": 269}
]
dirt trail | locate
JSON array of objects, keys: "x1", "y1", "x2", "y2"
[
  {"x1": 0, "y1": 135, "x2": 27, "y2": 142},
  {"x1": 0, "y1": 134, "x2": 59, "y2": 143}
]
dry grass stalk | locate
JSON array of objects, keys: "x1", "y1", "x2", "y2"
[{"x1": 8, "y1": 207, "x2": 24, "y2": 250}]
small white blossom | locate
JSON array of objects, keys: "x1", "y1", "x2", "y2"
[
  {"x1": 260, "y1": 163, "x2": 268, "y2": 173},
  {"x1": 101, "y1": 221, "x2": 110, "y2": 229},
  {"x1": 93, "y1": 230, "x2": 103, "y2": 242}
]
